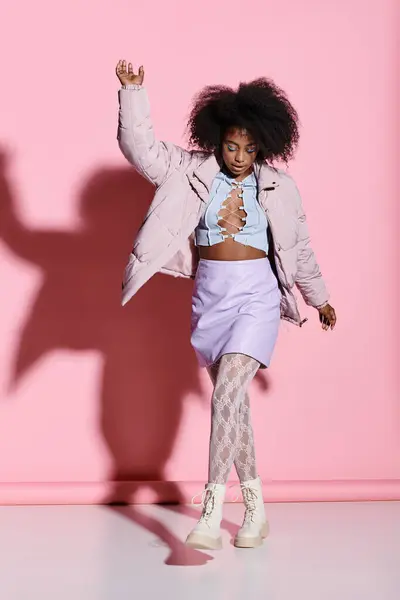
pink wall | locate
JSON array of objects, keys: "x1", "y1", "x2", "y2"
[{"x1": 0, "y1": 0, "x2": 399, "y2": 504}]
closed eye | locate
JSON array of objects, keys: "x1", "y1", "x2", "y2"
[{"x1": 227, "y1": 145, "x2": 257, "y2": 153}]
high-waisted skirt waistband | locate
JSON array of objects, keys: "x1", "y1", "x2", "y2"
[{"x1": 197, "y1": 256, "x2": 270, "y2": 267}]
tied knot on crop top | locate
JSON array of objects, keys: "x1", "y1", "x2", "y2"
[{"x1": 194, "y1": 170, "x2": 269, "y2": 253}]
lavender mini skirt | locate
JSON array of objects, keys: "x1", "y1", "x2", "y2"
[{"x1": 190, "y1": 257, "x2": 281, "y2": 369}]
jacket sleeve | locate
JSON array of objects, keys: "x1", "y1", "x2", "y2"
[
  {"x1": 117, "y1": 86, "x2": 188, "y2": 187},
  {"x1": 286, "y1": 175, "x2": 330, "y2": 309}
]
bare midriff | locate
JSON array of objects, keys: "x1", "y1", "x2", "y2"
[{"x1": 198, "y1": 239, "x2": 267, "y2": 261}]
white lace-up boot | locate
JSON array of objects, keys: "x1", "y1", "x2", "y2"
[
  {"x1": 185, "y1": 483, "x2": 226, "y2": 550},
  {"x1": 234, "y1": 476, "x2": 269, "y2": 548}
]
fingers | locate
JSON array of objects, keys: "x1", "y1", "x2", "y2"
[
  {"x1": 319, "y1": 308, "x2": 337, "y2": 331},
  {"x1": 115, "y1": 60, "x2": 128, "y2": 80},
  {"x1": 320, "y1": 314, "x2": 330, "y2": 331},
  {"x1": 115, "y1": 59, "x2": 126, "y2": 74},
  {"x1": 115, "y1": 60, "x2": 143, "y2": 75},
  {"x1": 137, "y1": 65, "x2": 145, "y2": 83},
  {"x1": 116, "y1": 59, "x2": 133, "y2": 76}
]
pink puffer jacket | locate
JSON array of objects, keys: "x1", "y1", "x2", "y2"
[{"x1": 117, "y1": 87, "x2": 330, "y2": 326}]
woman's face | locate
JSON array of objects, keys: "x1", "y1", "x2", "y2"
[{"x1": 221, "y1": 127, "x2": 258, "y2": 178}]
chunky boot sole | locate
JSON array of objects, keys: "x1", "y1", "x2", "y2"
[
  {"x1": 185, "y1": 531, "x2": 223, "y2": 550},
  {"x1": 234, "y1": 521, "x2": 269, "y2": 549}
]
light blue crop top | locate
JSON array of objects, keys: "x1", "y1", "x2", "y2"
[{"x1": 194, "y1": 171, "x2": 269, "y2": 253}]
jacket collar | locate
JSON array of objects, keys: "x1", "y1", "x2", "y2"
[{"x1": 188, "y1": 153, "x2": 279, "y2": 201}]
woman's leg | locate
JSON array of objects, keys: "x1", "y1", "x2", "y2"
[
  {"x1": 207, "y1": 355, "x2": 268, "y2": 549},
  {"x1": 185, "y1": 353, "x2": 259, "y2": 550},
  {"x1": 207, "y1": 357, "x2": 258, "y2": 483},
  {"x1": 234, "y1": 392, "x2": 258, "y2": 482},
  {"x1": 207, "y1": 353, "x2": 260, "y2": 485}
]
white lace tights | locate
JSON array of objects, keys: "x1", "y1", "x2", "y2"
[{"x1": 207, "y1": 353, "x2": 259, "y2": 485}]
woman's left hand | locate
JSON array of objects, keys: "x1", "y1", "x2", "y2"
[{"x1": 318, "y1": 304, "x2": 336, "y2": 331}]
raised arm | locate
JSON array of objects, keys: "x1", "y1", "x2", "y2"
[{"x1": 116, "y1": 61, "x2": 188, "y2": 187}]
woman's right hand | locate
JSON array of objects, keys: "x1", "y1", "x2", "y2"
[{"x1": 116, "y1": 60, "x2": 144, "y2": 86}]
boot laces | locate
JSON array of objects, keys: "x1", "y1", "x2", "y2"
[
  {"x1": 242, "y1": 486, "x2": 258, "y2": 524},
  {"x1": 191, "y1": 489, "x2": 217, "y2": 527}
]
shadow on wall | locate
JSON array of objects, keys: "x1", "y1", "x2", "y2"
[
  {"x1": 0, "y1": 149, "x2": 203, "y2": 494},
  {"x1": 0, "y1": 150, "x2": 208, "y2": 563}
]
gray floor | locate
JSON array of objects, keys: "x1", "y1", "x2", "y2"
[{"x1": 1, "y1": 501, "x2": 399, "y2": 599}]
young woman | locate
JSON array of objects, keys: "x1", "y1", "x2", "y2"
[{"x1": 115, "y1": 60, "x2": 336, "y2": 551}]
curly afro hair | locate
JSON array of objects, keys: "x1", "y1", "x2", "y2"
[{"x1": 186, "y1": 77, "x2": 300, "y2": 166}]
